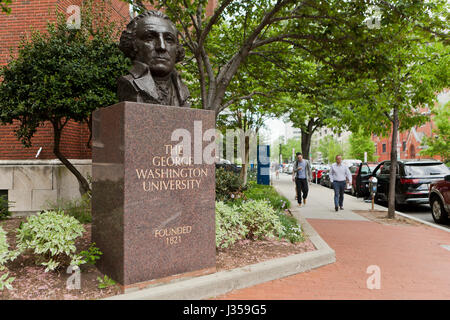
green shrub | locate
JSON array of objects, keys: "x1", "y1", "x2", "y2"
[
  {"x1": 240, "y1": 200, "x2": 284, "y2": 240},
  {"x1": 97, "y1": 275, "x2": 116, "y2": 289},
  {"x1": 242, "y1": 181, "x2": 290, "y2": 211},
  {"x1": 0, "y1": 195, "x2": 13, "y2": 220},
  {"x1": 16, "y1": 210, "x2": 86, "y2": 272},
  {"x1": 0, "y1": 226, "x2": 18, "y2": 290},
  {"x1": 79, "y1": 242, "x2": 102, "y2": 266},
  {"x1": 215, "y1": 201, "x2": 248, "y2": 249},
  {"x1": 246, "y1": 169, "x2": 257, "y2": 182},
  {"x1": 47, "y1": 193, "x2": 91, "y2": 224},
  {"x1": 215, "y1": 167, "x2": 245, "y2": 201},
  {"x1": 278, "y1": 213, "x2": 304, "y2": 243}
]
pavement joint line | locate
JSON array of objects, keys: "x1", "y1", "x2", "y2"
[{"x1": 104, "y1": 184, "x2": 336, "y2": 300}]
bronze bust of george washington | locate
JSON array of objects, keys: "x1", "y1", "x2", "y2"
[{"x1": 118, "y1": 10, "x2": 190, "y2": 108}]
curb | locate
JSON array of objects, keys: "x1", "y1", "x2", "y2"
[
  {"x1": 368, "y1": 202, "x2": 450, "y2": 233},
  {"x1": 104, "y1": 189, "x2": 336, "y2": 300}
]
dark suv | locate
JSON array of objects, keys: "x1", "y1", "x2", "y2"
[
  {"x1": 429, "y1": 174, "x2": 450, "y2": 224},
  {"x1": 371, "y1": 159, "x2": 450, "y2": 206},
  {"x1": 351, "y1": 162, "x2": 378, "y2": 197}
]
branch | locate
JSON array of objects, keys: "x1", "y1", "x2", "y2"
[
  {"x1": 198, "y1": 0, "x2": 233, "y2": 47},
  {"x1": 268, "y1": 14, "x2": 339, "y2": 24},
  {"x1": 182, "y1": 0, "x2": 201, "y2": 36},
  {"x1": 251, "y1": 33, "x2": 349, "y2": 49},
  {"x1": 221, "y1": 91, "x2": 271, "y2": 110}
]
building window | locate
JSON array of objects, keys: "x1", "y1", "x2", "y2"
[
  {"x1": 382, "y1": 143, "x2": 386, "y2": 153},
  {"x1": 0, "y1": 190, "x2": 7, "y2": 212},
  {"x1": 374, "y1": 143, "x2": 377, "y2": 154},
  {"x1": 402, "y1": 141, "x2": 406, "y2": 152}
]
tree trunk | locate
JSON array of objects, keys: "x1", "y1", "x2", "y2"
[
  {"x1": 52, "y1": 120, "x2": 91, "y2": 196},
  {"x1": 300, "y1": 120, "x2": 314, "y2": 160},
  {"x1": 387, "y1": 107, "x2": 399, "y2": 219},
  {"x1": 240, "y1": 134, "x2": 250, "y2": 185}
]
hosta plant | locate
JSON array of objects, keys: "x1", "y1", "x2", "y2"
[{"x1": 16, "y1": 210, "x2": 86, "y2": 272}]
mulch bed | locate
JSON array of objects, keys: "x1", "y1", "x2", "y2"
[
  {"x1": 1, "y1": 217, "x2": 316, "y2": 300},
  {"x1": 216, "y1": 238, "x2": 316, "y2": 271},
  {"x1": 0, "y1": 217, "x2": 122, "y2": 300},
  {"x1": 353, "y1": 210, "x2": 422, "y2": 226}
]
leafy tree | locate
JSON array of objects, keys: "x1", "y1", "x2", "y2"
[
  {"x1": 120, "y1": 0, "x2": 439, "y2": 117},
  {"x1": 0, "y1": 2, "x2": 130, "y2": 194},
  {"x1": 349, "y1": 129, "x2": 377, "y2": 162},
  {"x1": 272, "y1": 137, "x2": 302, "y2": 163},
  {"x1": 420, "y1": 101, "x2": 450, "y2": 164},
  {"x1": 317, "y1": 135, "x2": 344, "y2": 164},
  {"x1": 340, "y1": 37, "x2": 449, "y2": 218},
  {"x1": 0, "y1": 0, "x2": 12, "y2": 14}
]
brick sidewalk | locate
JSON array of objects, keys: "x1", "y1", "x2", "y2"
[{"x1": 217, "y1": 175, "x2": 450, "y2": 299}]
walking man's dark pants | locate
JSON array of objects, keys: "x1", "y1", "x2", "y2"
[
  {"x1": 333, "y1": 181, "x2": 346, "y2": 209},
  {"x1": 295, "y1": 178, "x2": 308, "y2": 204}
]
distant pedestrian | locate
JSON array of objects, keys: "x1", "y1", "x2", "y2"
[
  {"x1": 329, "y1": 155, "x2": 352, "y2": 212},
  {"x1": 292, "y1": 152, "x2": 312, "y2": 207},
  {"x1": 276, "y1": 163, "x2": 281, "y2": 179}
]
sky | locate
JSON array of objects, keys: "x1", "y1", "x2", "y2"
[{"x1": 260, "y1": 118, "x2": 286, "y2": 145}]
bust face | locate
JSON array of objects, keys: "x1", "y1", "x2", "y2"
[{"x1": 134, "y1": 16, "x2": 178, "y2": 78}]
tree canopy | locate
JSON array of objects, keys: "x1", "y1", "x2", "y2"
[
  {"x1": 0, "y1": 4, "x2": 130, "y2": 194},
  {"x1": 420, "y1": 101, "x2": 450, "y2": 164}
]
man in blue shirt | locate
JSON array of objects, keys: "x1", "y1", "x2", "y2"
[
  {"x1": 329, "y1": 155, "x2": 352, "y2": 211},
  {"x1": 292, "y1": 152, "x2": 312, "y2": 207}
]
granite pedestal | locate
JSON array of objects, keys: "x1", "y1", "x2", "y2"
[{"x1": 91, "y1": 101, "x2": 216, "y2": 290}]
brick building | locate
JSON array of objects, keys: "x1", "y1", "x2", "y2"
[
  {"x1": 0, "y1": 0, "x2": 218, "y2": 214},
  {"x1": 0, "y1": 0, "x2": 133, "y2": 160},
  {"x1": 0, "y1": 0, "x2": 133, "y2": 214},
  {"x1": 372, "y1": 89, "x2": 449, "y2": 162}
]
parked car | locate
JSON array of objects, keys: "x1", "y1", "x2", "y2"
[
  {"x1": 351, "y1": 162, "x2": 379, "y2": 197},
  {"x1": 312, "y1": 164, "x2": 329, "y2": 183},
  {"x1": 429, "y1": 174, "x2": 450, "y2": 224},
  {"x1": 343, "y1": 159, "x2": 362, "y2": 169},
  {"x1": 320, "y1": 170, "x2": 332, "y2": 188},
  {"x1": 371, "y1": 159, "x2": 450, "y2": 206}
]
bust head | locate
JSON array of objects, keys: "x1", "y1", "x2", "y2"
[{"x1": 119, "y1": 10, "x2": 185, "y2": 78}]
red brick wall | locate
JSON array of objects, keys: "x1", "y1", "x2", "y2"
[
  {"x1": 372, "y1": 105, "x2": 443, "y2": 162},
  {"x1": 0, "y1": 120, "x2": 92, "y2": 160},
  {"x1": 0, "y1": 0, "x2": 130, "y2": 160}
]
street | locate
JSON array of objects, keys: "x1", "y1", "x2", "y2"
[{"x1": 304, "y1": 173, "x2": 450, "y2": 230}]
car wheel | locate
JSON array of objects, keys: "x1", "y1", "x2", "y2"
[{"x1": 430, "y1": 197, "x2": 449, "y2": 224}]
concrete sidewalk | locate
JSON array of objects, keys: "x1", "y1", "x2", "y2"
[{"x1": 217, "y1": 174, "x2": 450, "y2": 299}]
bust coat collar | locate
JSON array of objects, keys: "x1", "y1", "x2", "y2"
[{"x1": 129, "y1": 61, "x2": 190, "y2": 106}]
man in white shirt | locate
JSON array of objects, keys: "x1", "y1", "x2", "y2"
[{"x1": 329, "y1": 155, "x2": 352, "y2": 211}]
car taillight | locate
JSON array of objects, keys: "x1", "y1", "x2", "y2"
[{"x1": 400, "y1": 178, "x2": 419, "y2": 184}]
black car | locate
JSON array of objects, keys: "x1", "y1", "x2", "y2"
[
  {"x1": 351, "y1": 162, "x2": 379, "y2": 198},
  {"x1": 320, "y1": 170, "x2": 332, "y2": 188},
  {"x1": 371, "y1": 159, "x2": 450, "y2": 206}
]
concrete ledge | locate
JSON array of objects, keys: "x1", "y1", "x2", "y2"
[
  {"x1": 0, "y1": 159, "x2": 92, "y2": 166},
  {"x1": 104, "y1": 188, "x2": 335, "y2": 300}
]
